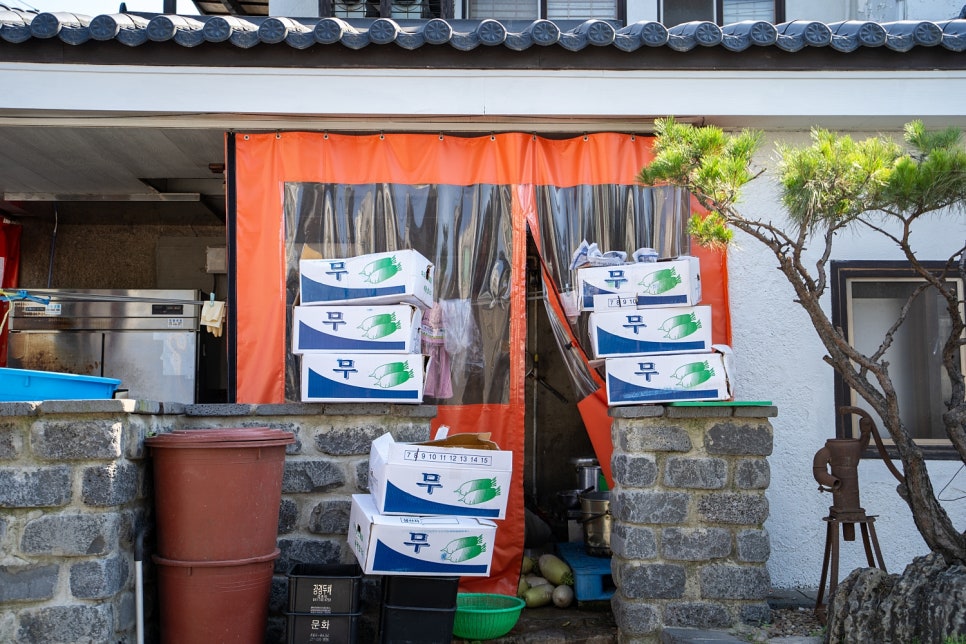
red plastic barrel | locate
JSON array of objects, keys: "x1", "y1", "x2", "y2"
[
  {"x1": 146, "y1": 428, "x2": 294, "y2": 561},
  {"x1": 153, "y1": 550, "x2": 279, "y2": 644}
]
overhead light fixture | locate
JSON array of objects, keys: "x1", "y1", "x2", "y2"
[{"x1": 2, "y1": 193, "x2": 201, "y2": 202}]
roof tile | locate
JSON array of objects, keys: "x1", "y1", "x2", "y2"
[{"x1": 0, "y1": 10, "x2": 964, "y2": 55}]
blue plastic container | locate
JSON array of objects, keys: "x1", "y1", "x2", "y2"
[{"x1": 0, "y1": 367, "x2": 121, "y2": 402}]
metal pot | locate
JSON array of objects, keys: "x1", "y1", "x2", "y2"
[
  {"x1": 578, "y1": 490, "x2": 612, "y2": 557},
  {"x1": 571, "y1": 457, "x2": 601, "y2": 492}
]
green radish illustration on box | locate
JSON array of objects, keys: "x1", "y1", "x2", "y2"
[
  {"x1": 369, "y1": 361, "x2": 414, "y2": 388},
  {"x1": 664, "y1": 320, "x2": 702, "y2": 340},
  {"x1": 441, "y1": 535, "x2": 487, "y2": 562},
  {"x1": 358, "y1": 313, "x2": 399, "y2": 332},
  {"x1": 639, "y1": 267, "x2": 682, "y2": 295},
  {"x1": 658, "y1": 312, "x2": 702, "y2": 339},
  {"x1": 670, "y1": 360, "x2": 715, "y2": 388},
  {"x1": 658, "y1": 312, "x2": 696, "y2": 332},
  {"x1": 362, "y1": 321, "x2": 402, "y2": 340},
  {"x1": 455, "y1": 477, "x2": 501, "y2": 505},
  {"x1": 360, "y1": 256, "x2": 402, "y2": 284}
]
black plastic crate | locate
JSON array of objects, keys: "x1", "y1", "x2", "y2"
[
  {"x1": 379, "y1": 604, "x2": 456, "y2": 644},
  {"x1": 286, "y1": 611, "x2": 360, "y2": 644},
  {"x1": 288, "y1": 563, "x2": 363, "y2": 615},
  {"x1": 380, "y1": 575, "x2": 460, "y2": 609}
]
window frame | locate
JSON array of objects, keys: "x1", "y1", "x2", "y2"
[
  {"x1": 463, "y1": 0, "x2": 627, "y2": 23},
  {"x1": 831, "y1": 260, "x2": 964, "y2": 460},
  {"x1": 659, "y1": 0, "x2": 785, "y2": 26}
]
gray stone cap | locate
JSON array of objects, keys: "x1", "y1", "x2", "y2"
[
  {"x1": 0, "y1": 400, "x2": 437, "y2": 418},
  {"x1": 1, "y1": 7, "x2": 964, "y2": 53},
  {"x1": 611, "y1": 404, "x2": 778, "y2": 419}
]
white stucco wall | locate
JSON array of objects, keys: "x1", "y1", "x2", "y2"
[{"x1": 729, "y1": 129, "x2": 966, "y2": 588}]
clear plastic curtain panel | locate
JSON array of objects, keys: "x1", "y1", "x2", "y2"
[
  {"x1": 532, "y1": 184, "x2": 691, "y2": 395},
  {"x1": 282, "y1": 182, "x2": 514, "y2": 405}
]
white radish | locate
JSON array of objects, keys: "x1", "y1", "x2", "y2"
[
  {"x1": 552, "y1": 584, "x2": 574, "y2": 608},
  {"x1": 538, "y1": 554, "x2": 574, "y2": 586},
  {"x1": 523, "y1": 583, "x2": 554, "y2": 608},
  {"x1": 521, "y1": 555, "x2": 535, "y2": 575},
  {"x1": 525, "y1": 575, "x2": 551, "y2": 588}
]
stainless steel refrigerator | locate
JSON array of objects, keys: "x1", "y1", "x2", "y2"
[{"x1": 7, "y1": 289, "x2": 200, "y2": 404}]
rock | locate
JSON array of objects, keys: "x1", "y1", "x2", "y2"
[{"x1": 826, "y1": 552, "x2": 966, "y2": 643}]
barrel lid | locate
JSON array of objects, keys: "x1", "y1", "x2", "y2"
[{"x1": 145, "y1": 428, "x2": 295, "y2": 446}]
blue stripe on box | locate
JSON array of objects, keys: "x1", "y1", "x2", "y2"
[
  {"x1": 301, "y1": 275, "x2": 406, "y2": 304},
  {"x1": 372, "y1": 540, "x2": 489, "y2": 574},
  {"x1": 607, "y1": 374, "x2": 718, "y2": 403},
  {"x1": 382, "y1": 481, "x2": 500, "y2": 518},
  {"x1": 297, "y1": 320, "x2": 406, "y2": 351},
  {"x1": 595, "y1": 328, "x2": 705, "y2": 355},
  {"x1": 635, "y1": 294, "x2": 688, "y2": 306},
  {"x1": 306, "y1": 369, "x2": 419, "y2": 400}
]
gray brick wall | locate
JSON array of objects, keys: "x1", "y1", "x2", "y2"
[
  {"x1": 0, "y1": 400, "x2": 434, "y2": 644},
  {"x1": 609, "y1": 404, "x2": 776, "y2": 637}
]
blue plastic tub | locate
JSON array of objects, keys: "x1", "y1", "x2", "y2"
[{"x1": 0, "y1": 367, "x2": 121, "y2": 402}]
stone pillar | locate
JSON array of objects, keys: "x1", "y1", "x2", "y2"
[
  {"x1": 0, "y1": 399, "x2": 169, "y2": 644},
  {"x1": 608, "y1": 404, "x2": 776, "y2": 642}
]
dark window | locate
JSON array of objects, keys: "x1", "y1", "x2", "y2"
[
  {"x1": 660, "y1": 0, "x2": 784, "y2": 26},
  {"x1": 831, "y1": 261, "x2": 964, "y2": 458},
  {"x1": 466, "y1": 1, "x2": 623, "y2": 21},
  {"x1": 327, "y1": 1, "x2": 449, "y2": 19}
]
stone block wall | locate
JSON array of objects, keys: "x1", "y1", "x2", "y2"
[
  {"x1": 0, "y1": 400, "x2": 434, "y2": 644},
  {"x1": 608, "y1": 404, "x2": 776, "y2": 642}
]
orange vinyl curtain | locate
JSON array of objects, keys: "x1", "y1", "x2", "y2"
[
  {"x1": 0, "y1": 221, "x2": 22, "y2": 366},
  {"x1": 231, "y1": 131, "x2": 731, "y2": 595}
]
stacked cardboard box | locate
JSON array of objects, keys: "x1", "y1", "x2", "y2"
[
  {"x1": 349, "y1": 430, "x2": 510, "y2": 577},
  {"x1": 349, "y1": 430, "x2": 512, "y2": 642},
  {"x1": 576, "y1": 256, "x2": 734, "y2": 406},
  {"x1": 295, "y1": 250, "x2": 434, "y2": 403}
]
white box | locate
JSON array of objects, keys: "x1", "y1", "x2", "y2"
[
  {"x1": 368, "y1": 432, "x2": 513, "y2": 519},
  {"x1": 300, "y1": 353, "x2": 429, "y2": 403},
  {"x1": 348, "y1": 494, "x2": 497, "y2": 577},
  {"x1": 299, "y1": 249, "x2": 435, "y2": 309},
  {"x1": 605, "y1": 347, "x2": 734, "y2": 406},
  {"x1": 577, "y1": 256, "x2": 701, "y2": 311},
  {"x1": 292, "y1": 305, "x2": 423, "y2": 354},
  {"x1": 588, "y1": 306, "x2": 713, "y2": 358}
]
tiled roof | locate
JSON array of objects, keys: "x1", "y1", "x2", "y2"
[{"x1": 1, "y1": 8, "x2": 965, "y2": 53}]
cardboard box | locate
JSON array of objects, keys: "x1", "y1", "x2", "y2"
[
  {"x1": 348, "y1": 494, "x2": 497, "y2": 577},
  {"x1": 577, "y1": 256, "x2": 701, "y2": 311},
  {"x1": 368, "y1": 432, "x2": 512, "y2": 519},
  {"x1": 605, "y1": 347, "x2": 734, "y2": 406},
  {"x1": 300, "y1": 250, "x2": 434, "y2": 309},
  {"x1": 292, "y1": 305, "x2": 423, "y2": 354},
  {"x1": 300, "y1": 354, "x2": 429, "y2": 403},
  {"x1": 588, "y1": 306, "x2": 713, "y2": 358}
]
